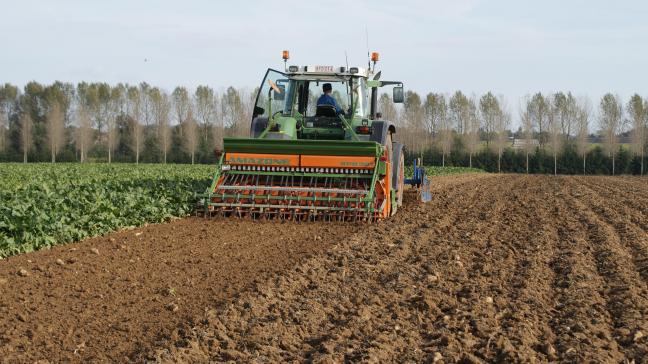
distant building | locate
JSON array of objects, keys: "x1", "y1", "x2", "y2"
[{"x1": 512, "y1": 139, "x2": 540, "y2": 150}]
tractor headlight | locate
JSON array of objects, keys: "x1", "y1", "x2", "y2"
[
  {"x1": 288, "y1": 65, "x2": 299, "y2": 72},
  {"x1": 349, "y1": 67, "x2": 359, "y2": 74}
]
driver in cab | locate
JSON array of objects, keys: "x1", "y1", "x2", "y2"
[{"x1": 317, "y1": 83, "x2": 344, "y2": 116}]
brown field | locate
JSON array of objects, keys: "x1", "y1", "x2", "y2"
[{"x1": 1, "y1": 174, "x2": 648, "y2": 363}]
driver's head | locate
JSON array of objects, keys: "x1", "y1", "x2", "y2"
[{"x1": 322, "y1": 83, "x2": 332, "y2": 94}]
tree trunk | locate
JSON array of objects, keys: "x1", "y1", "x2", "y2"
[
  {"x1": 526, "y1": 152, "x2": 529, "y2": 174},
  {"x1": 469, "y1": 153, "x2": 472, "y2": 168},
  {"x1": 612, "y1": 151, "x2": 615, "y2": 175},
  {"x1": 498, "y1": 150, "x2": 502, "y2": 173},
  {"x1": 108, "y1": 148, "x2": 112, "y2": 164},
  {"x1": 554, "y1": 153, "x2": 557, "y2": 176},
  {"x1": 583, "y1": 154, "x2": 586, "y2": 175},
  {"x1": 23, "y1": 150, "x2": 27, "y2": 163},
  {"x1": 641, "y1": 148, "x2": 644, "y2": 176},
  {"x1": 641, "y1": 128, "x2": 645, "y2": 176},
  {"x1": 191, "y1": 152, "x2": 194, "y2": 165},
  {"x1": 442, "y1": 153, "x2": 445, "y2": 167}
]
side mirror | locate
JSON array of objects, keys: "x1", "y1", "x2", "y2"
[
  {"x1": 273, "y1": 85, "x2": 286, "y2": 101},
  {"x1": 393, "y1": 86, "x2": 404, "y2": 103},
  {"x1": 253, "y1": 106, "x2": 265, "y2": 118}
]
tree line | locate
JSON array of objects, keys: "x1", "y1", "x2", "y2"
[
  {"x1": 392, "y1": 91, "x2": 647, "y2": 175},
  {"x1": 0, "y1": 82, "x2": 646, "y2": 175},
  {"x1": 0, "y1": 82, "x2": 254, "y2": 164}
]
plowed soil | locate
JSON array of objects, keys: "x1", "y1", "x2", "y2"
[
  {"x1": 2, "y1": 174, "x2": 648, "y2": 363},
  {"x1": 0, "y1": 219, "x2": 359, "y2": 363}
]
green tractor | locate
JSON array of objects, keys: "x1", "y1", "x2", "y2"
[{"x1": 198, "y1": 51, "x2": 424, "y2": 221}]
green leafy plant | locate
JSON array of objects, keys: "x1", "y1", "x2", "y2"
[
  {"x1": 405, "y1": 165, "x2": 483, "y2": 178},
  {"x1": 0, "y1": 163, "x2": 214, "y2": 258}
]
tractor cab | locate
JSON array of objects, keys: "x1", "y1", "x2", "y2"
[{"x1": 251, "y1": 59, "x2": 404, "y2": 142}]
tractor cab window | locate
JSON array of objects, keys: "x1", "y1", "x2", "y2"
[
  {"x1": 253, "y1": 69, "x2": 289, "y2": 119},
  {"x1": 305, "y1": 80, "x2": 350, "y2": 117}
]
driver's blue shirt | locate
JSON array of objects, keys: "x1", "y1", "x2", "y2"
[{"x1": 317, "y1": 93, "x2": 343, "y2": 114}]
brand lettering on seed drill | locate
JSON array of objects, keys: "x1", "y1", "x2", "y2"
[
  {"x1": 341, "y1": 161, "x2": 372, "y2": 167},
  {"x1": 230, "y1": 157, "x2": 290, "y2": 165}
]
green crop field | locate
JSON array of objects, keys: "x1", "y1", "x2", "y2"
[
  {"x1": 0, "y1": 163, "x2": 482, "y2": 258},
  {"x1": 405, "y1": 165, "x2": 483, "y2": 177},
  {"x1": 0, "y1": 164, "x2": 214, "y2": 258}
]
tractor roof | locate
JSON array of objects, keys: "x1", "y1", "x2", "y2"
[{"x1": 286, "y1": 65, "x2": 370, "y2": 79}]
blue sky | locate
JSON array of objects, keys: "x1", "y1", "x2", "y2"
[{"x1": 2, "y1": 0, "x2": 647, "y2": 115}]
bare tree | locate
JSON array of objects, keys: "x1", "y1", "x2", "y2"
[
  {"x1": 172, "y1": 86, "x2": 190, "y2": 136},
  {"x1": 139, "y1": 82, "x2": 153, "y2": 127},
  {"x1": 378, "y1": 93, "x2": 397, "y2": 122},
  {"x1": 221, "y1": 87, "x2": 252, "y2": 139},
  {"x1": 436, "y1": 98, "x2": 452, "y2": 166},
  {"x1": 547, "y1": 95, "x2": 562, "y2": 175},
  {"x1": 240, "y1": 89, "x2": 255, "y2": 137},
  {"x1": 160, "y1": 110, "x2": 171, "y2": 164},
  {"x1": 0, "y1": 84, "x2": 19, "y2": 128},
  {"x1": 183, "y1": 108, "x2": 198, "y2": 164},
  {"x1": 520, "y1": 101, "x2": 535, "y2": 173},
  {"x1": 599, "y1": 93, "x2": 624, "y2": 175},
  {"x1": 194, "y1": 85, "x2": 217, "y2": 142},
  {"x1": 96, "y1": 83, "x2": 112, "y2": 135},
  {"x1": 221, "y1": 86, "x2": 243, "y2": 132},
  {"x1": 0, "y1": 84, "x2": 12, "y2": 153},
  {"x1": 493, "y1": 97, "x2": 509, "y2": 173},
  {"x1": 564, "y1": 92, "x2": 579, "y2": 137},
  {"x1": 127, "y1": 86, "x2": 144, "y2": 164},
  {"x1": 479, "y1": 92, "x2": 500, "y2": 147},
  {"x1": 552, "y1": 92, "x2": 577, "y2": 137},
  {"x1": 106, "y1": 118, "x2": 118, "y2": 163},
  {"x1": 105, "y1": 86, "x2": 123, "y2": 163},
  {"x1": 404, "y1": 91, "x2": 424, "y2": 153},
  {"x1": 76, "y1": 105, "x2": 92, "y2": 163},
  {"x1": 20, "y1": 112, "x2": 33, "y2": 163},
  {"x1": 575, "y1": 97, "x2": 591, "y2": 174},
  {"x1": 464, "y1": 96, "x2": 480, "y2": 168},
  {"x1": 46, "y1": 101, "x2": 65, "y2": 163},
  {"x1": 448, "y1": 91, "x2": 470, "y2": 134},
  {"x1": 151, "y1": 89, "x2": 171, "y2": 163},
  {"x1": 0, "y1": 111, "x2": 6, "y2": 153},
  {"x1": 423, "y1": 93, "x2": 447, "y2": 155},
  {"x1": 627, "y1": 94, "x2": 645, "y2": 175},
  {"x1": 527, "y1": 93, "x2": 550, "y2": 147}
]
